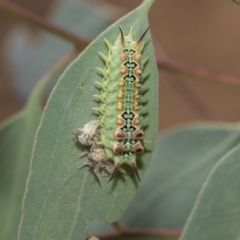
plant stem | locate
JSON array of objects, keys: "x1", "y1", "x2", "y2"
[
  {"x1": 158, "y1": 58, "x2": 240, "y2": 88},
  {"x1": 153, "y1": 36, "x2": 215, "y2": 120},
  {"x1": 87, "y1": 227, "x2": 182, "y2": 239},
  {"x1": 0, "y1": 0, "x2": 88, "y2": 50},
  {"x1": 112, "y1": 222, "x2": 125, "y2": 232}
]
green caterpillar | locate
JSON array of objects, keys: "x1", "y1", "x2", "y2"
[{"x1": 76, "y1": 26, "x2": 149, "y2": 181}]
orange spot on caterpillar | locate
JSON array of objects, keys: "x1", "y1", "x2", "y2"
[
  {"x1": 134, "y1": 93, "x2": 139, "y2": 100},
  {"x1": 134, "y1": 81, "x2": 141, "y2": 88},
  {"x1": 116, "y1": 103, "x2": 124, "y2": 111},
  {"x1": 120, "y1": 67, "x2": 128, "y2": 75},
  {"x1": 117, "y1": 92, "x2": 124, "y2": 99},
  {"x1": 134, "y1": 67, "x2": 142, "y2": 75},
  {"x1": 132, "y1": 129, "x2": 144, "y2": 140},
  {"x1": 133, "y1": 53, "x2": 141, "y2": 62},
  {"x1": 132, "y1": 143, "x2": 144, "y2": 153},
  {"x1": 120, "y1": 52, "x2": 127, "y2": 61},
  {"x1": 118, "y1": 80, "x2": 125, "y2": 87},
  {"x1": 117, "y1": 118, "x2": 124, "y2": 125},
  {"x1": 133, "y1": 118, "x2": 140, "y2": 125},
  {"x1": 112, "y1": 143, "x2": 125, "y2": 154},
  {"x1": 114, "y1": 129, "x2": 127, "y2": 140},
  {"x1": 133, "y1": 105, "x2": 139, "y2": 111}
]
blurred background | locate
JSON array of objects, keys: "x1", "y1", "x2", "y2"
[{"x1": 1, "y1": 0, "x2": 240, "y2": 130}]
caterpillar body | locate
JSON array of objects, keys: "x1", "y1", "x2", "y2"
[{"x1": 76, "y1": 26, "x2": 149, "y2": 181}]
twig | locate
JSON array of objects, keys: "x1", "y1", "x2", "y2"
[
  {"x1": 112, "y1": 222, "x2": 125, "y2": 232},
  {"x1": 0, "y1": 0, "x2": 88, "y2": 50},
  {"x1": 157, "y1": 59, "x2": 240, "y2": 88},
  {"x1": 153, "y1": 36, "x2": 215, "y2": 120},
  {"x1": 167, "y1": 74, "x2": 215, "y2": 119},
  {"x1": 87, "y1": 227, "x2": 182, "y2": 239}
]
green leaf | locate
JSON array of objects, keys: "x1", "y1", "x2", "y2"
[
  {"x1": 180, "y1": 134, "x2": 240, "y2": 240},
  {"x1": 0, "y1": 112, "x2": 37, "y2": 240},
  {"x1": 0, "y1": 100, "x2": 42, "y2": 240},
  {"x1": 121, "y1": 124, "x2": 240, "y2": 228},
  {"x1": 89, "y1": 124, "x2": 240, "y2": 239},
  {"x1": 0, "y1": 52, "x2": 73, "y2": 240},
  {"x1": 18, "y1": 0, "x2": 158, "y2": 240}
]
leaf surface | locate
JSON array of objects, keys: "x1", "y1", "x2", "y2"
[
  {"x1": 0, "y1": 50, "x2": 73, "y2": 240},
  {"x1": 18, "y1": 1, "x2": 158, "y2": 240},
  {"x1": 0, "y1": 89, "x2": 42, "y2": 240},
  {"x1": 89, "y1": 124, "x2": 240, "y2": 239},
  {"x1": 180, "y1": 131, "x2": 240, "y2": 240}
]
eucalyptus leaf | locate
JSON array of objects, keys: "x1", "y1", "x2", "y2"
[
  {"x1": 0, "y1": 110, "x2": 40, "y2": 240},
  {"x1": 180, "y1": 136, "x2": 240, "y2": 240},
  {"x1": 89, "y1": 123, "x2": 240, "y2": 240},
  {"x1": 121, "y1": 124, "x2": 240, "y2": 229},
  {"x1": 18, "y1": 0, "x2": 158, "y2": 240},
  {"x1": 0, "y1": 52, "x2": 74, "y2": 240},
  {"x1": 0, "y1": 100, "x2": 42, "y2": 240}
]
